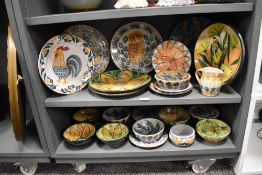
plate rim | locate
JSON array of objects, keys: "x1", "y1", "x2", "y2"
[{"x1": 129, "y1": 132, "x2": 168, "y2": 148}]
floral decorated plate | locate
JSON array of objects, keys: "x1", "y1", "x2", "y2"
[
  {"x1": 89, "y1": 70, "x2": 151, "y2": 93},
  {"x1": 38, "y1": 34, "x2": 95, "y2": 94},
  {"x1": 194, "y1": 23, "x2": 245, "y2": 85},
  {"x1": 152, "y1": 40, "x2": 192, "y2": 73},
  {"x1": 64, "y1": 25, "x2": 110, "y2": 75},
  {"x1": 150, "y1": 82, "x2": 192, "y2": 96},
  {"x1": 111, "y1": 22, "x2": 163, "y2": 73}
]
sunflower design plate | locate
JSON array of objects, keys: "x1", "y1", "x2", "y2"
[
  {"x1": 38, "y1": 34, "x2": 95, "y2": 95},
  {"x1": 64, "y1": 25, "x2": 110, "y2": 75},
  {"x1": 194, "y1": 23, "x2": 245, "y2": 85},
  {"x1": 111, "y1": 22, "x2": 163, "y2": 73},
  {"x1": 89, "y1": 70, "x2": 151, "y2": 93},
  {"x1": 152, "y1": 40, "x2": 192, "y2": 73}
]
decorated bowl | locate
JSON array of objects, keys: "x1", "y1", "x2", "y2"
[
  {"x1": 73, "y1": 108, "x2": 100, "y2": 123},
  {"x1": 189, "y1": 105, "x2": 219, "y2": 120},
  {"x1": 132, "y1": 107, "x2": 160, "y2": 121},
  {"x1": 61, "y1": 0, "x2": 102, "y2": 11},
  {"x1": 155, "y1": 71, "x2": 191, "y2": 90},
  {"x1": 169, "y1": 124, "x2": 195, "y2": 147},
  {"x1": 196, "y1": 119, "x2": 231, "y2": 144},
  {"x1": 133, "y1": 118, "x2": 165, "y2": 143},
  {"x1": 63, "y1": 123, "x2": 96, "y2": 147},
  {"x1": 102, "y1": 107, "x2": 130, "y2": 123},
  {"x1": 96, "y1": 123, "x2": 129, "y2": 148},
  {"x1": 159, "y1": 106, "x2": 190, "y2": 126}
]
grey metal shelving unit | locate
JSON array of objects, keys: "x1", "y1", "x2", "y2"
[{"x1": 4, "y1": 0, "x2": 262, "y2": 171}]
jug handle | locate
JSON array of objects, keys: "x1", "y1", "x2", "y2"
[{"x1": 195, "y1": 69, "x2": 202, "y2": 84}]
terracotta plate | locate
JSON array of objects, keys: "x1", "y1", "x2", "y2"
[
  {"x1": 111, "y1": 22, "x2": 163, "y2": 73},
  {"x1": 38, "y1": 34, "x2": 95, "y2": 95},
  {"x1": 64, "y1": 25, "x2": 110, "y2": 75},
  {"x1": 194, "y1": 23, "x2": 245, "y2": 85}
]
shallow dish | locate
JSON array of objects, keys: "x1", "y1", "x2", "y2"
[
  {"x1": 73, "y1": 108, "x2": 100, "y2": 123},
  {"x1": 196, "y1": 119, "x2": 231, "y2": 144},
  {"x1": 159, "y1": 106, "x2": 190, "y2": 125},
  {"x1": 189, "y1": 105, "x2": 219, "y2": 120},
  {"x1": 102, "y1": 107, "x2": 130, "y2": 123},
  {"x1": 169, "y1": 124, "x2": 195, "y2": 147},
  {"x1": 61, "y1": 0, "x2": 102, "y2": 11},
  {"x1": 133, "y1": 118, "x2": 165, "y2": 143},
  {"x1": 155, "y1": 71, "x2": 191, "y2": 90},
  {"x1": 96, "y1": 123, "x2": 129, "y2": 148},
  {"x1": 149, "y1": 82, "x2": 193, "y2": 96},
  {"x1": 63, "y1": 123, "x2": 96, "y2": 147}
]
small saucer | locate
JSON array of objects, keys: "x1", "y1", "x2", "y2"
[
  {"x1": 129, "y1": 132, "x2": 168, "y2": 149},
  {"x1": 150, "y1": 82, "x2": 192, "y2": 96}
]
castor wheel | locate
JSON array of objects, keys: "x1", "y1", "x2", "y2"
[
  {"x1": 189, "y1": 159, "x2": 216, "y2": 174},
  {"x1": 14, "y1": 163, "x2": 38, "y2": 175},
  {"x1": 192, "y1": 163, "x2": 210, "y2": 173},
  {"x1": 72, "y1": 163, "x2": 86, "y2": 173}
]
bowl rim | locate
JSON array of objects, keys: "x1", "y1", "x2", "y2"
[
  {"x1": 132, "y1": 118, "x2": 165, "y2": 137},
  {"x1": 102, "y1": 107, "x2": 130, "y2": 122},
  {"x1": 154, "y1": 73, "x2": 191, "y2": 83},
  {"x1": 96, "y1": 123, "x2": 129, "y2": 141},
  {"x1": 169, "y1": 124, "x2": 195, "y2": 138},
  {"x1": 189, "y1": 105, "x2": 219, "y2": 119},
  {"x1": 63, "y1": 123, "x2": 96, "y2": 142}
]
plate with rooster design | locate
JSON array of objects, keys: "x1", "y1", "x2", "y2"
[
  {"x1": 152, "y1": 40, "x2": 192, "y2": 73},
  {"x1": 111, "y1": 22, "x2": 163, "y2": 73},
  {"x1": 38, "y1": 34, "x2": 96, "y2": 95},
  {"x1": 64, "y1": 25, "x2": 110, "y2": 75}
]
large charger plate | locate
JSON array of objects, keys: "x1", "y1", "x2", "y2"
[
  {"x1": 64, "y1": 25, "x2": 110, "y2": 75},
  {"x1": 89, "y1": 70, "x2": 151, "y2": 93},
  {"x1": 38, "y1": 34, "x2": 95, "y2": 95},
  {"x1": 111, "y1": 22, "x2": 163, "y2": 73},
  {"x1": 194, "y1": 23, "x2": 245, "y2": 85}
]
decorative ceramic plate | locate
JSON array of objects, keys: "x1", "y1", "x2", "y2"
[
  {"x1": 154, "y1": 81, "x2": 191, "y2": 93},
  {"x1": 129, "y1": 132, "x2": 168, "y2": 149},
  {"x1": 152, "y1": 40, "x2": 192, "y2": 73},
  {"x1": 64, "y1": 25, "x2": 110, "y2": 75},
  {"x1": 149, "y1": 82, "x2": 192, "y2": 96},
  {"x1": 111, "y1": 22, "x2": 163, "y2": 73},
  {"x1": 89, "y1": 70, "x2": 151, "y2": 93},
  {"x1": 169, "y1": 17, "x2": 211, "y2": 54},
  {"x1": 38, "y1": 34, "x2": 95, "y2": 94},
  {"x1": 7, "y1": 26, "x2": 25, "y2": 141},
  {"x1": 194, "y1": 23, "x2": 245, "y2": 85}
]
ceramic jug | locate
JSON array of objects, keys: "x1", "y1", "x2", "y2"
[{"x1": 195, "y1": 67, "x2": 224, "y2": 97}]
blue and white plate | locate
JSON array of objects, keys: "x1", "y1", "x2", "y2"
[
  {"x1": 38, "y1": 34, "x2": 95, "y2": 95},
  {"x1": 64, "y1": 25, "x2": 110, "y2": 75},
  {"x1": 111, "y1": 22, "x2": 163, "y2": 73}
]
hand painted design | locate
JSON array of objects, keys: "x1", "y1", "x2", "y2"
[{"x1": 134, "y1": 120, "x2": 161, "y2": 135}]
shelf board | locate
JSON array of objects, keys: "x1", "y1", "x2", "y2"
[
  {"x1": 26, "y1": 3, "x2": 253, "y2": 26},
  {"x1": 242, "y1": 122, "x2": 262, "y2": 174},
  {"x1": 54, "y1": 137, "x2": 237, "y2": 162},
  {"x1": 0, "y1": 115, "x2": 46, "y2": 158},
  {"x1": 45, "y1": 85, "x2": 241, "y2": 107}
]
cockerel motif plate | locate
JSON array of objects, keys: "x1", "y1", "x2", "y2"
[
  {"x1": 64, "y1": 25, "x2": 110, "y2": 75},
  {"x1": 38, "y1": 34, "x2": 95, "y2": 95},
  {"x1": 111, "y1": 22, "x2": 163, "y2": 73},
  {"x1": 152, "y1": 40, "x2": 192, "y2": 73}
]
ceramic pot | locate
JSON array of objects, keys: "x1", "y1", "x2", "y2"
[
  {"x1": 61, "y1": 0, "x2": 102, "y2": 11},
  {"x1": 169, "y1": 124, "x2": 195, "y2": 147},
  {"x1": 102, "y1": 107, "x2": 130, "y2": 123},
  {"x1": 195, "y1": 67, "x2": 224, "y2": 97},
  {"x1": 133, "y1": 118, "x2": 165, "y2": 143}
]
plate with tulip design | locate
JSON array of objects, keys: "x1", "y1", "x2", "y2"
[
  {"x1": 152, "y1": 40, "x2": 192, "y2": 73},
  {"x1": 194, "y1": 23, "x2": 245, "y2": 85},
  {"x1": 111, "y1": 22, "x2": 163, "y2": 73},
  {"x1": 89, "y1": 70, "x2": 151, "y2": 93},
  {"x1": 64, "y1": 25, "x2": 110, "y2": 75},
  {"x1": 38, "y1": 34, "x2": 95, "y2": 95}
]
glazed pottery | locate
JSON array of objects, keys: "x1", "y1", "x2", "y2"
[
  {"x1": 195, "y1": 67, "x2": 224, "y2": 97},
  {"x1": 64, "y1": 25, "x2": 109, "y2": 75},
  {"x1": 111, "y1": 22, "x2": 163, "y2": 73},
  {"x1": 158, "y1": 0, "x2": 195, "y2": 6},
  {"x1": 96, "y1": 123, "x2": 129, "y2": 148},
  {"x1": 159, "y1": 106, "x2": 190, "y2": 125},
  {"x1": 129, "y1": 132, "x2": 168, "y2": 149},
  {"x1": 169, "y1": 124, "x2": 195, "y2": 147},
  {"x1": 133, "y1": 118, "x2": 165, "y2": 143},
  {"x1": 89, "y1": 70, "x2": 151, "y2": 93},
  {"x1": 132, "y1": 107, "x2": 160, "y2": 121},
  {"x1": 114, "y1": 0, "x2": 148, "y2": 8},
  {"x1": 63, "y1": 123, "x2": 96, "y2": 147},
  {"x1": 73, "y1": 108, "x2": 100, "y2": 123},
  {"x1": 194, "y1": 23, "x2": 245, "y2": 85},
  {"x1": 61, "y1": 0, "x2": 102, "y2": 11},
  {"x1": 152, "y1": 40, "x2": 191, "y2": 73},
  {"x1": 196, "y1": 119, "x2": 231, "y2": 144},
  {"x1": 189, "y1": 105, "x2": 219, "y2": 120},
  {"x1": 149, "y1": 82, "x2": 193, "y2": 96},
  {"x1": 38, "y1": 34, "x2": 95, "y2": 94},
  {"x1": 102, "y1": 107, "x2": 130, "y2": 123},
  {"x1": 155, "y1": 71, "x2": 191, "y2": 90}
]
